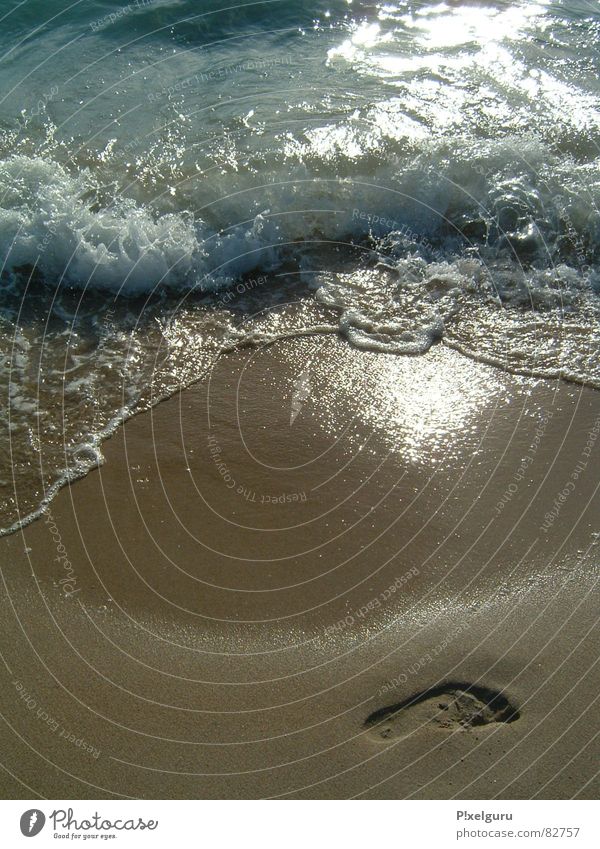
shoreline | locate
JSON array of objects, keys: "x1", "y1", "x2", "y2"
[{"x1": 5, "y1": 312, "x2": 600, "y2": 544}]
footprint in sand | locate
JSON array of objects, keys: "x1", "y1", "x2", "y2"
[{"x1": 365, "y1": 682, "x2": 520, "y2": 742}]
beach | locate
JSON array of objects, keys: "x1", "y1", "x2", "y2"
[
  {"x1": 0, "y1": 0, "x2": 599, "y2": 804},
  {"x1": 0, "y1": 336, "x2": 598, "y2": 799}
]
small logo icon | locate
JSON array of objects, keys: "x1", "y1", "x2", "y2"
[
  {"x1": 290, "y1": 365, "x2": 312, "y2": 425},
  {"x1": 20, "y1": 809, "x2": 45, "y2": 837}
]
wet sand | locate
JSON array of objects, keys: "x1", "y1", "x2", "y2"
[{"x1": 0, "y1": 337, "x2": 598, "y2": 799}]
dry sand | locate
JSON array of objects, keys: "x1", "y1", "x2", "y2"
[{"x1": 0, "y1": 337, "x2": 598, "y2": 799}]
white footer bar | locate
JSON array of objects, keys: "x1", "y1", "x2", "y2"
[{"x1": 0, "y1": 800, "x2": 597, "y2": 848}]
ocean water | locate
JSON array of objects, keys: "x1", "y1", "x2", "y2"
[{"x1": 0, "y1": 0, "x2": 599, "y2": 533}]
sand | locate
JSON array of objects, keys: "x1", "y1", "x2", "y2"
[{"x1": 0, "y1": 336, "x2": 598, "y2": 799}]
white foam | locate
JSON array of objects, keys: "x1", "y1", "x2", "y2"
[{"x1": 0, "y1": 156, "x2": 281, "y2": 294}]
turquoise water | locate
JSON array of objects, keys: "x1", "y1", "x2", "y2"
[{"x1": 0, "y1": 0, "x2": 599, "y2": 531}]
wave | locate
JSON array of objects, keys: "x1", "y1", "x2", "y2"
[
  {"x1": 0, "y1": 155, "x2": 282, "y2": 294},
  {"x1": 1, "y1": 139, "x2": 599, "y2": 296}
]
